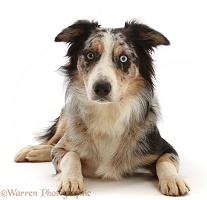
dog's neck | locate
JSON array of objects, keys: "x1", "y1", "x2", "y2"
[{"x1": 83, "y1": 101, "x2": 132, "y2": 137}]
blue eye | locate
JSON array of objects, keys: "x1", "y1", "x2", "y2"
[{"x1": 120, "y1": 55, "x2": 128, "y2": 63}]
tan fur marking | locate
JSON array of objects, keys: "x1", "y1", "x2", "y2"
[
  {"x1": 91, "y1": 40, "x2": 104, "y2": 55},
  {"x1": 156, "y1": 153, "x2": 179, "y2": 171},
  {"x1": 113, "y1": 44, "x2": 124, "y2": 57},
  {"x1": 119, "y1": 76, "x2": 146, "y2": 103}
]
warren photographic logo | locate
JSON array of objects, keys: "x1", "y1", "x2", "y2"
[{"x1": 0, "y1": 188, "x2": 91, "y2": 199}]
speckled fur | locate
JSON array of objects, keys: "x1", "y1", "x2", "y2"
[{"x1": 14, "y1": 20, "x2": 190, "y2": 196}]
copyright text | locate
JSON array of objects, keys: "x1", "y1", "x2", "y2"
[{"x1": 0, "y1": 189, "x2": 91, "y2": 199}]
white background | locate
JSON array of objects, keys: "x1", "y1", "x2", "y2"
[{"x1": 0, "y1": 0, "x2": 207, "y2": 199}]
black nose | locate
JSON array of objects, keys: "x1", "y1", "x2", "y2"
[{"x1": 93, "y1": 81, "x2": 111, "y2": 97}]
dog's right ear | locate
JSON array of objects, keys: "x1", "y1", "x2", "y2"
[{"x1": 55, "y1": 20, "x2": 100, "y2": 43}]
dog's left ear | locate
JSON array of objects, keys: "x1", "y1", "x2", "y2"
[
  {"x1": 124, "y1": 20, "x2": 170, "y2": 49},
  {"x1": 55, "y1": 20, "x2": 100, "y2": 43}
]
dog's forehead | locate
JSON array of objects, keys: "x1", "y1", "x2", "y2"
[{"x1": 84, "y1": 28, "x2": 126, "y2": 50}]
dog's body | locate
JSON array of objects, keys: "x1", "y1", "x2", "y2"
[{"x1": 15, "y1": 20, "x2": 190, "y2": 196}]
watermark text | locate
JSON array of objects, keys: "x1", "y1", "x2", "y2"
[{"x1": 0, "y1": 189, "x2": 91, "y2": 199}]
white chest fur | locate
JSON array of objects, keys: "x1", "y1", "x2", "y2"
[{"x1": 84, "y1": 101, "x2": 132, "y2": 137}]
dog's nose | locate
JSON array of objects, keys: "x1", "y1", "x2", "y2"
[{"x1": 93, "y1": 81, "x2": 111, "y2": 97}]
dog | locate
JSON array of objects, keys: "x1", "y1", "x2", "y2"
[{"x1": 15, "y1": 20, "x2": 190, "y2": 196}]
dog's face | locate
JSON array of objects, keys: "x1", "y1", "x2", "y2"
[
  {"x1": 77, "y1": 30, "x2": 140, "y2": 103},
  {"x1": 55, "y1": 20, "x2": 169, "y2": 104}
]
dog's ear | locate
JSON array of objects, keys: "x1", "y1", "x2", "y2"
[
  {"x1": 55, "y1": 20, "x2": 100, "y2": 43},
  {"x1": 124, "y1": 20, "x2": 170, "y2": 49}
]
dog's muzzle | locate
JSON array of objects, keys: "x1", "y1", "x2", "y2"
[{"x1": 92, "y1": 81, "x2": 112, "y2": 102}]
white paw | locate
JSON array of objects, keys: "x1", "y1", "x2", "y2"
[
  {"x1": 159, "y1": 175, "x2": 190, "y2": 196},
  {"x1": 26, "y1": 147, "x2": 52, "y2": 162},
  {"x1": 14, "y1": 145, "x2": 52, "y2": 162},
  {"x1": 14, "y1": 145, "x2": 35, "y2": 162},
  {"x1": 58, "y1": 177, "x2": 84, "y2": 196}
]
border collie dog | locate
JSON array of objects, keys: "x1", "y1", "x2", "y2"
[{"x1": 15, "y1": 20, "x2": 190, "y2": 196}]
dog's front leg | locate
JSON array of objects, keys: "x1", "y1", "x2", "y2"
[
  {"x1": 52, "y1": 148, "x2": 84, "y2": 196},
  {"x1": 156, "y1": 153, "x2": 190, "y2": 196},
  {"x1": 58, "y1": 152, "x2": 84, "y2": 195}
]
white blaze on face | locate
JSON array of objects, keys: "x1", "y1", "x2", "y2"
[{"x1": 87, "y1": 31, "x2": 119, "y2": 102}]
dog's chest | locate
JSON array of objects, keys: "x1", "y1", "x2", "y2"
[
  {"x1": 84, "y1": 103, "x2": 131, "y2": 137},
  {"x1": 93, "y1": 134, "x2": 120, "y2": 160},
  {"x1": 77, "y1": 102, "x2": 135, "y2": 179},
  {"x1": 92, "y1": 135, "x2": 124, "y2": 179}
]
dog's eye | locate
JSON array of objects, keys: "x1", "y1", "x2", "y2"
[
  {"x1": 120, "y1": 55, "x2": 128, "y2": 63},
  {"x1": 87, "y1": 52, "x2": 95, "y2": 60}
]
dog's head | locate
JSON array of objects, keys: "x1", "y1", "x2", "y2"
[{"x1": 55, "y1": 20, "x2": 169, "y2": 104}]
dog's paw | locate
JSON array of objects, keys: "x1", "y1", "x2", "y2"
[
  {"x1": 14, "y1": 145, "x2": 35, "y2": 162},
  {"x1": 14, "y1": 145, "x2": 53, "y2": 162},
  {"x1": 158, "y1": 175, "x2": 190, "y2": 196},
  {"x1": 26, "y1": 145, "x2": 52, "y2": 162},
  {"x1": 58, "y1": 177, "x2": 84, "y2": 196}
]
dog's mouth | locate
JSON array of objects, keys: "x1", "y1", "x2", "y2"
[{"x1": 92, "y1": 97, "x2": 112, "y2": 104}]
